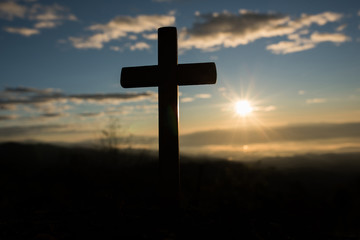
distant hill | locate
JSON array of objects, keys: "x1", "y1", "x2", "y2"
[{"x1": 1, "y1": 142, "x2": 360, "y2": 239}]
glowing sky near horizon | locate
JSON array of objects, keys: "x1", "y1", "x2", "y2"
[{"x1": 0, "y1": 0, "x2": 359, "y2": 157}]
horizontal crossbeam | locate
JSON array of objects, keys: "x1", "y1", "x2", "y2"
[{"x1": 121, "y1": 62, "x2": 216, "y2": 88}]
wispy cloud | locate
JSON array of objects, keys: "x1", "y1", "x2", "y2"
[
  {"x1": 266, "y1": 39, "x2": 316, "y2": 54},
  {"x1": 180, "y1": 93, "x2": 212, "y2": 103},
  {"x1": 181, "y1": 122, "x2": 360, "y2": 147},
  {"x1": 310, "y1": 32, "x2": 350, "y2": 43},
  {"x1": 5, "y1": 86, "x2": 61, "y2": 94},
  {"x1": 110, "y1": 46, "x2": 122, "y2": 52},
  {"x1": 142, "y1": 33, "x2": 157, "y2": 40},
  {"x1": 0, "y1": 124, "x2": 71, "y2": 137},
  {"x1": 34, "y1": 21, "x2": 60, "y2": 29},
  {"x1": 266, "y1": 31, "x2": 350, "y2": 54},
  {"x1": 4, "y1": 26, "x2": 39, "y2": 36},
  {"x1": 28, "y1": 3, "x2": 77, "y2": 22},
  {"x1": 69, "y1": 13, "x2": 175, "y2": 49},
  {"x1": 179, "y1": 10, "x2": 348, "y2": 54},
  {"x1": 0, "y1": 1, "x2": 27, "y2": 20},
  {"x1": 1, "y1": 1, "x2": 77, "y2": 36},
  {"x1": 180, "y1": 97, "x2": 194, "y2": 103},
  {"x1": 129, "y1": 42, "x2": 150, "y2": 51},
  {"x1": 0, "y1": 86, "x2": 156, "y2": 121},
  {"x1": 336, "y1": 24, "x2": 347, "y2": 31},
  {"x1": 78, "y1": 112, "x2": 104, "y2": 117},
  {"x1": 263, "y1": 105, "x2": 276, "y2": 112},
  {"x1": 0, "y1": 114, "x2": 17, "y2": 121},
  {"x1": 306, "y1": 98, "x2": 327, "y2": 104},
  {"x1": 195, "y1": 93, "x2": 211, "y2": 99},
  {"x1": 40, "y1": 112, "x2": 65, "y2": 118},
  {"x1": 0, "y1": 87, "x2": 155, "y2": 106}
]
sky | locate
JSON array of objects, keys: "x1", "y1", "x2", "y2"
[{"x1": 0, "y1": 0, "x2": 359, "y2": 159}]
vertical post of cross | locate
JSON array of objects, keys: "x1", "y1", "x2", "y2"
[
  {"x1": 158, "y1": 27, "x2": 180, "y2": 201},
  {"x1": 120, "y1": 26, "x2": 216, "y2": 205}
]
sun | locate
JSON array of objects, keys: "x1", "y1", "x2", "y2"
[{"x1": 235, "y1": 100, "x2": 253, "y2": 116}]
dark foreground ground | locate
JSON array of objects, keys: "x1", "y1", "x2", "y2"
[{"x1": 1, "y1": 142, "x2": 360, "y2": 239}]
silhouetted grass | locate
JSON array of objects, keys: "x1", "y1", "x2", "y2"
[{"x1": 1, "y1": 142, "x2": 360, "y2": 239}]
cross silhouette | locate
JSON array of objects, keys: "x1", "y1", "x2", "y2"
[{"x1": 120, "y1": 27, "x2": 216, "y2": 200}]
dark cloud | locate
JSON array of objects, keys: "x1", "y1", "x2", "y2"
[
  {"x1": 188, "y1": 12, "x2": 285, "y2": 36},
  {"x1": 180, "y1": 122, "x2": 360, "y2": 146},
  {"x1": 180, "y1": 11, "x2": 288, "y2": 50},
  {"x1": 4, "y1": 86, "x2": 60, "y2": 94},
  {"x1": 78, "y1": 112, "x2": 102, "y2": 117},
  {"x1": 0, "y1": 86, "x2": 155, "y2": 108},
  {"x1": 40, "y1": 113, "x2": 64, "y2": 118},
  {"x1": 69, "y1": 92, "x2": 153, "y2": 101},
  {"x1": 0, "y1": 124, "x2": 67, "y2": 137},
  {"x1": 0, "y1": 104, "x2": 16, "y2": 110},
  {"x1": 1, "y1": 1, "x2": 77, "y2": 36},
  {"x1": 0, "y1": 115, "x2": 16, "y2": 121},
  {"x1": 179, "y1": 10, "x2": 345, "y2": 53}
]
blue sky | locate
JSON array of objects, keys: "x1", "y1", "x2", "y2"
[{"x1": 0, "y1": 0, "x2": 359, "y2": 158}]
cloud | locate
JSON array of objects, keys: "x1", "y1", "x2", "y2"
[
  {"x1": 142, "y1": 33, "x2": 157, "y2": 40},
  {"x1": 253, "y1": 105, "x2": 277, "y2": 112},
  {"x1": 179, "y1": 93, "x2": 212, "y2": 103},
  {"x1": 0, "y1": 1, "x2": 27, "y2": 20},
  {"x1": 336, "y1": 24, "x2": 347, "y2": 31},
  {"x1": 0, "y1": 114, "x2": 17, "y2": 121},
  {"x1": 1, "y1": 1, "x2": 77, "y2": 36},
  {"x1": 69, "y1": 92, "x2": 155, "y2": 104},
  {"x1": 5, "y1": 86, "x2": 60, "y2": 94},
  {"x1": 0, "y1": 86, "x2": 156, "y2": 110},
  {"x1": 0, "y1": 124, "x2": 69, "y2": 137},
  {"x1": 129, "y1": 42, "x2": 150, "y2": 51},
  {"x1": 180, "y1": 97, "x2": 194, "y2": 103},
  {"x1": 69, "y1": 14, "x2": 175, "y2": 49},
  {"x1": 110, "y1": 46, "x2": 122, "y2": 52},
  {"x1": 310, "y1": 32, "x2": 351, "y2": 43},
  {"x1": 34, "y1": 21, "x2": 60, "y2": 29},
  {"x1": 135, "y1": 104, "x2": 158, "y2": 112},
  {"x1": 179, "y1": 10, "x2": 290, "y2": 50},
  {"x1": 128, "y1": 35, "x2": 137, "y2": 40},
  {"x1": 179, "y1": 10, "x2": 347, "y2": 54},
  {"x1": 288, "y1": 12, "x2": 342, "y2": 28},
  {"x1": 28, "y1": 3, "x2": 77, "y2": 22},
  {"x1": 78, "y1": 112, "x2": 104, "y2": 117},
  {"x1": 4, "y1": 27, "x2": 39, "y2": 36},
  {"x1": 40, "y1": 112, "x2": 65, "y2": 118},
  {"x1": 298, "y1": 90, "x2": 306, "y2": 95},
  {"x1": 30, "y1": 102, "x2": 64, "y2": 114},
  {"x1": 195, "y1": 93, "x2": 211, "y2": 99},
  {"x1": 0, "y1": 104, "x2": 16, "y2": 110},
  {"x1": 105, "y1": 104, "x2": 158, "y2": 116},
  {"x1": 306, "y1": 98, "x2": 327, "y2": 104},
  {"x1": 180, "y1": 122, "x2": 360, "y2": 147},
  {"x1": 266, "y1": 31, "x2": 350, "y2": 54},
  {"x1": 0, "y1": 86, "x2": 159, "y2": 139},
  {"x1": 263, "y1": 105, "x2": 276, "y2": 112},
  {"x1": 266, "y1": 40, "x2": 316, "y2": 54}
]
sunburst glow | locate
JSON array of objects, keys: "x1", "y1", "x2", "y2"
[{"x1": 235, "y1": 100, "x2": 253, "y2": 116}]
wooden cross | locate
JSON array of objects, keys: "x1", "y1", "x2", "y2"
[{"x1": 120, "y1": 27, "x2": 216, "y2": 200}]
